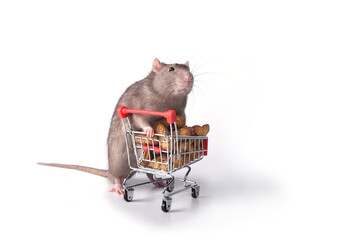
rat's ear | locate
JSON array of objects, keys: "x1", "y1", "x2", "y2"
[
  {"x1": 152, "y1": 58, "x2": 163, "y2": 73},
  {"x1": 185, "y1": 61, "x2": 190, "y2": 68}
]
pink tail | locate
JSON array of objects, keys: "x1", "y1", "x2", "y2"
[{"x1": 37, "y1": 162, "x2": 108, "y2": 178}]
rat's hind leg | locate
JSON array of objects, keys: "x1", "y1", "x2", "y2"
[
  {"x1": 109, "y1": 177, "x2": 124, "y2": 195},
  {"x1": 146, "y1": 173, "x2": 167, "y2": 188},
  {"x1": 107, "y1": 136, "x2": 130, "y2": 195}
]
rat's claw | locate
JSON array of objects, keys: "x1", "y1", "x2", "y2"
[
  {"x1": 145, "y1": 127, "x2": 154, "y2": 138},
  {"x1": 153, "y1": 182, "x2": 167, "y2": 188},
  {"x1": 190, "y1": 127, "x2": 195, "y2": 136},
  {"x1": 109, "y1": 183, "x2": 124, "y2": 195},
  {"x1": 109, "y1": 188, "x2": 124, "y2": 195},
  {"x1": 146, "y1": 173, "x2": 166, "y2": 188}
]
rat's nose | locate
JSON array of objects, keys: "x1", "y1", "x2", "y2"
[{"x1": 184, "y1": 76, "x2": 192, "y2": 82}]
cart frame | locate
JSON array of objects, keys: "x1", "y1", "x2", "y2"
[{"x1": 117, "y1": 106, "x2": 208, "y2": 212}]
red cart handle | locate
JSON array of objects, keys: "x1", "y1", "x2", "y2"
[{"x1": 117, "y1": 106, "x2": 177, "y2": 124}]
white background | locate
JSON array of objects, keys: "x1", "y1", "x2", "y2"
[{"x1": 1, "y1": 0, "x2": 359, "y2": 239}]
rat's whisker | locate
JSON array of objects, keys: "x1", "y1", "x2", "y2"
[
  {"x1": 174, "y1": 71, "x2": 182, "y2": 78},
  {"x1": 192, "y1": 59, "x2": 216, "y2": 76},
  {"x1": 161, "y1": 87, "x2": 176, "y2": 107},
  {"x1": 192, "y1": 85, "x2": 203, "y2": 97},
  {"x1": 193, "y1": 80, "x2": 207, "y2": 86},
  {"x1": 193, "y1": 72, "x2": 219, "y2": 78},
  {"x1": 191, "y1": 58, "x2": 202, "y2": 75}
]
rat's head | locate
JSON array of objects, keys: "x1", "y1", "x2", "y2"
[{"x1": 151, "y1": 58, "x2": 194, "y2": 97}]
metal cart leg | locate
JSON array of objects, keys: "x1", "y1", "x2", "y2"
[
  {"x1": 165, "y1": 177, "x2": 175, "y2": 192},
  {"x1": 161, "y1": 197, "x2": 172, "y2": 212},
  {"x1": 191, "y1": 185, "x2": 200, "y2": 198},
  {"x1": 124, "y1": 188, "x2": 134, "y2": 202},
  {"x1": 159, "y1": 166, "x2": 200, "y2": 212}
]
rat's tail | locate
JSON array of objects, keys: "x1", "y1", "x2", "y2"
[{"x1": 37, "y1": 162, "x2": 108, "y2": 178}]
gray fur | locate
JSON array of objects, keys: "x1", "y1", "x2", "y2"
[
  {"x1": 38, "y1": 59, "x2": 194, "y2": 188},
  {"x1": 107, "y1": 61, "x2": 193, "y2": 182}
]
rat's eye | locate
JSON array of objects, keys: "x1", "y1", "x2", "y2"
[{"x1": 169, "y1": 67, "x2": 175, "y2": 72}]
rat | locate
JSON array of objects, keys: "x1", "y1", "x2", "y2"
[{"x1": 38, "y1": 58, "x2": 194, "y2": 195}]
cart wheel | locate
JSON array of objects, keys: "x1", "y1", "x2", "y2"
[
  {"x1": 161, "y1": 197, "x2": 172, "y2": 212},
  {"x1": 166, "y1": 180, "x2": 175, "y2": 192},
  {"x1": 191, "y1": 185, "x2": 200, "y2": 198},
  {"x1": 124, "y1": 188, "x2": 134, "y2": 202}
]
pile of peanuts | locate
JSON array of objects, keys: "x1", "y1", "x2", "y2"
[{"x1": 135, "y1": 115, "x2": 209, "y2": 171}]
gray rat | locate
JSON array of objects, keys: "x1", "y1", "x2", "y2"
[{"x1": 38, "y1": 58, "x2": 194, "y2": 194}]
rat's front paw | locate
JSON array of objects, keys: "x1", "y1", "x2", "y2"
[{"x1": 144, "y1": 127, "x2": 155, "y2": 138}]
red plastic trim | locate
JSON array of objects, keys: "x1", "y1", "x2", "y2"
[
  {"x1": 164, "y1": 110, "x2": 177, "y2": 124},
  {"x1": 117, "y1": 106, "x2": 130, "y2": 119},
  {"x1": 116, "y1": 106, "x2": 177, "y2": 124},
  {"x1": 142, "y1": 145, "x2": 161, "y2": 154},
  {"x1": 203, "y1": 138, "x2": 208, "y2": 156}
]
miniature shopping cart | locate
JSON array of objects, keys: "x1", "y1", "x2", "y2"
[{"x1": 117, "y1": 106, "x2": 208, "y2": 212}]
